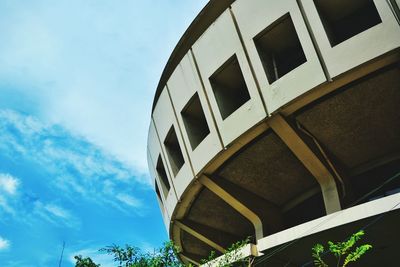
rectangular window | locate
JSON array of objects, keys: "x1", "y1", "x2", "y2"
[
  {"x1": 254, "y1": 13, "x2": 307, "y2": 84},
  {"x1": 156, "y1": 156, "x2": 170, "y2": 198},
  {"x1": 181, "y1": 93, "x2": 210, "y2": 150},
  {"x1": 155, "y1": 183, "x2": 162, "y2": 201},
  {"x1": 164, "y1": 126, "x2": 185, "y2": 176},
  {"x1": 209, "y1": 55, "x2": 251, "y2": 120},
  {"x1": 313, "y1": 0, "x2": 382, "y2": 47}
]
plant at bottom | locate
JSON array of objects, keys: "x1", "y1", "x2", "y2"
[{"x1": 312, "y1": 230, "x2": 372, "y2": 267}]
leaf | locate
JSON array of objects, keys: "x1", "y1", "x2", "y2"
[
  {"x1": 311, "y1": 244, "x2": 328, "y2": 267},
  {"x1": 343, "y1": 244, "x2": 372, "y2": 267},
  {"x1": 312, "y1": 230, "x2": 373, "y2": 267}
]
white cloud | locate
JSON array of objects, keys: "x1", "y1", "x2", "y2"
[
  {"x1": 0, "y1": 173, "x2": 20, "y2": 195},
  {"x1": 0, "y1": 110, "x2": 44, "y2": 136},
  {"x1": 43, "y1": 203, "x2": 71, "y2": 220},
  {"x1": 0, "y1": 173, "x2": 21, "y2": 215},
  {"x1": 0, "y1": 236, "x2": 10, "y2": 250},
  {"x1": 0, "y1": 110, "x2": 150, "y2": 218},
  {"x1": 33, "y1": 201, "x2": 80, "y2": 228},
  {"x1": 116, "y1": 193, "x2": 142, "y2": 208},
  {"x1": 0, "y1": 195, "x2": 14, "y2": 215},
  {"x1": 0, "y1": 0, "x2": 208, "y2": 174}
]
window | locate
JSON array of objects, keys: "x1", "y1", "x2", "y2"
[
  {"x1": 181, "y1": 93, "x2": 210, "y2": 150},
  {"x1": 156, "y1": 156, "x2": 170, "y2": 198},
  {"x1": 254, "y1": 13, "x2": 307, "y2": 84},
  {"x1": 155, "y1": 183, "x2": 162, "y2": 201},
  {"x1": 164, "y1": 126, "x2": 185, "y2": 176},
  {"x1": 313, "y1": 0, "x2": 382, "y2": 46},
  {"x1": 209, "y1": 55, "x2": 251, "y2": 120}
]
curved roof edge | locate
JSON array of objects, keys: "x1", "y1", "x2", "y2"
[{"x1": 151, "y1": 0, "x2": 235, "y2": 111}]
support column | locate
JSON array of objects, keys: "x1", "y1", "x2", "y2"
[
  {"x1": 199, "y1": 175, "x2": 270, "y2": 240},
  {"x1": 175, "y1": 220, "x2": 226, "y2": 253},
  {"x1": 268, "y1": 114, "x2": 341, "y2": 214},
  {"x1": 180, "y1": 253, "x2": 202, "y2": 266}
]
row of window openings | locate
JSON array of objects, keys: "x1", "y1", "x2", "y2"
[
  {"x1": 209, "y1": 13, "x2": 308, "y2": 121},
  {"x1": 155, "y1": 125, "x2": 186, "y2": 199},
  {"x1": 155, "y1": 0, "x2": 382, "y2": 199},
  {"x1": 182, "y1": 0, "x2": 382, "y2": 152},
  {"x1": 211, "y1": 0, "x2": 382, "y2": 120}
]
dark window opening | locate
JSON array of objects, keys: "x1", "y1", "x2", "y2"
[
  {"x1": 254, "y1": 13, "x2": 307, "y2": 84},
  {"x1": 164, "y1": 126, "x2": 185, "y2": 176},
  {"x1": 181, "y1": 93, "x2": 210, "y2": 150},
  {"x1": 347, "y1": 159, "x2": 400, "y2": 207},
  {"x1": 283, "y1": 190, "x2": 325, "y2": 229},
  {"x1": 209, "y1": 55, "x2": 251, "y2": 120},
  {"x1": 313, "y1": 0, "x2": 382, "y2": 47},
  {"x1": 156, "y1": 156, "x2": 170, "y2": 198},
  {"x1": 155, "y1": 183, "x2": 162, "y2": 201}
]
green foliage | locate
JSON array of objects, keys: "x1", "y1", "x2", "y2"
[
  {"x1": 312, "y1": 230, "x2": 372, "y2": 267},
  {"x1": 99, "y1": 244, "x2": 142, "y2": 266},
  {"x1": 100, "y1": 241, "x2": 184, "y2": 267},
  {"x1": 200, "y1": 237, "x2": 252, "y2": 267},
  {"x1": 75, "y1": 241, "x2": 185, "y2": 267},
  {"x1": 147, "y1": 240, "x2": 185, "y2": 267},
  {"x1": 74, "y1": 255, "x2": 101, "y2": 267},
  {"x1": 312, "y1": 244, "x2": 328, "y2": 267},
  {"x1": 201, "y1": 250, "x2": 217, "y2": 265},
  {"x1": 342, "y1": 244, "x2": 372, "y2": 267}
]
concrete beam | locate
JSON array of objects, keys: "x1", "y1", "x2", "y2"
[
  {"x1": 171, "y1": 225, "x2": 186, "y2": 265},
  {"x1": 175, "y1": 220, "x2": 226, "y2": 253},
  {"x1": 185, "y1": 219, "x2": 241, "y2": 245},
  {"x1": 257, "y1": 192, "x2": 400, "y2": 252},
  {"x1": 278, "y1": 51, "x2": 400, "y2": 116},
  {"x1": 199, "y1": 175, "x2": 265, "y2": 240},
  {"x1": 268, "y1": 114, "x2": 341, "y2": 214},
  {"x1": 200, "y1": 243, "x2": 259, "y2": 267},
  {"x1": 180, "y1": 252, "x2": 202, "y2": 266},
  {"x1": 212, "y1": 175, "x2": 283, "y2": 234}
]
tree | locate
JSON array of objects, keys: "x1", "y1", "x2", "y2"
[
  {"x1": 74, "y1": 255, "x2": 101, "y2": 267},
  {"x1": 312, "y1": 230, "x2": 372, "y2": 267},
  {"x1": 147, "y1": 240, "x2": 185, "y2": 267},
  {"x1": 74, "y1": 241, "x2": 185, "y2": 267},
  {"x1": 99, "y1": 244, "x2": 144, "y2": 267}
]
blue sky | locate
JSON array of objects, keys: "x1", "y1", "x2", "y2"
[{"x1": 0, "y1": 0, "x2": 207, "y2": 266}]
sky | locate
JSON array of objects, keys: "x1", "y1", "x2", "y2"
[{"x1": 0, "y1": 0, "x2": 208, "y2": 266}]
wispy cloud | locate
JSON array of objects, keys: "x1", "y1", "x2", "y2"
[
  {"x1": 0, "y1": 172, "x2": 80, "y2": 228},
  {"x1": 0, "y1": 173, "x2": 20, "y2": 215},
  {"x1": 116, "y1": 193, "x2": 143, "y2": 209},
  {"x1": 32, "y1": 201, "x2": 81, "y2": 228},
  {"x1": 0, "y1": 173, "x2": 20, "y2": 195},
  {"x1": 0, "y1": 236, "x2": 10, "y2": 250},
  {"x1": 0, "y1": 0, "x2": 208, "y2": 173},
  {"x1": 0, "y1": 109, "x2": 151, "y2": 217}
]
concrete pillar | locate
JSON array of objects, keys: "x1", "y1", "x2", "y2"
[
  {"x1": 199, "y1": 175, "x2": 274, "y2": 240},
  {"x1": 268, "y1": 113, "x2": 341, "y2": 214},
  {"x1": 175, "y1": 220, "x2": 226, "y2": 253}
]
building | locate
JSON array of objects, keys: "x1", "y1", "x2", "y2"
[{"x1": 147, "y1": 0, "x2": 400, "y2": 266}]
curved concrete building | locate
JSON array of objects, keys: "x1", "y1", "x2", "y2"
[{"x1": 147, "y1": 0, "x2": 400, "y2": 265}]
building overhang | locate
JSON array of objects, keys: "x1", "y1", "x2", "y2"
[{"x1": 201, "y1": 192, "x2": 400, "y2": 266}]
